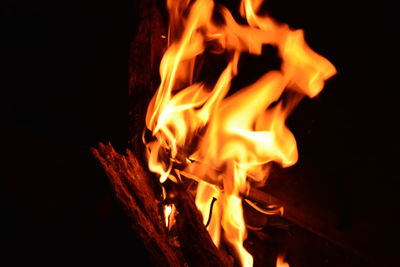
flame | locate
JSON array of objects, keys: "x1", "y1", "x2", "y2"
[
  {"x1": 276, "y1": 254, "x2": 290, "y2": 267},
  {"x1": 164, "y1": 204, "x2": 172, "y2": 228},
  {"x1": 144, "y1": 0, "x2": 336, "y2": 266}
]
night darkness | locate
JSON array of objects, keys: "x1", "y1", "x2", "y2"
[{"x1": 1, "y1": 0, "x2": 399, "y2": 265}]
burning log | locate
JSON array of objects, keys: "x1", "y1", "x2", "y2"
[
  {"x1": 91, "y1": 143, "x2": 183, "y2": 266},
  {"x1": 244, "y1": 187, "x2": 374, "y2": 264},
  {"x1": 91, "y1": 143, "x2": 234, "y2": 267},
  {"x1": 127, "y1": 0, "x2": 166, "y2": 152}
]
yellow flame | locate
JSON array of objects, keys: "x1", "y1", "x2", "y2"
[
  {"x1": 144, "y1": 0, "x2": 336, "y2": 266},
  {"x1": 164, "y1": 205, "x2": 172, "y2": 228}
]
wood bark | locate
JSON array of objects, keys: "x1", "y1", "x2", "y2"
[
  {"x1": 127, "y1": 0, "x2": 167, "y2": 153},
  {"x1": 91, "y1": 143, "x2": 234, "y2": 267},
  {"x1": 245, "y1": 187, "x2": 374, "y2": 264},
  {"x1": 91, "y1": 143, "x2": 183, "y2": 266}
]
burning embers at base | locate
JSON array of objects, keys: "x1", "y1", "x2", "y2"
[{"x1": 143, "y1": 0, "x2": 336, "y2": 266}]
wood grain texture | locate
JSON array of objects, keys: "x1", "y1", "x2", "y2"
[{"x1": 91, "y1": 143, "x2": 234, "y2": 267}]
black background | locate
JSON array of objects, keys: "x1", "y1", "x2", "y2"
[{"x1": 1, "y1": 0, "x2": 399, "y2": 265}]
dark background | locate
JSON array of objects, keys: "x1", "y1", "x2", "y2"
[{"x1": 1, "y1": 0, "x2": 398, "y2": 265}]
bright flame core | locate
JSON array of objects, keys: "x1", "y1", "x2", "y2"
[{"x1": 144, "y1": 0, "x2": 336, "y2": 266}]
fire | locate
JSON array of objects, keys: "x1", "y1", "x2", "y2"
[
  {"x1": 164, "y1": 204, "x2": 173, "y2": 228},
  {"x1": 143, "y1": 0, "x2": 336, "y2": 266},
  {"x1": 276, "y1": 254, "x2": 290, "y2": 267}
]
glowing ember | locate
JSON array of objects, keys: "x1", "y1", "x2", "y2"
[{"x1": 143, "y1": 0, "x2": 336, "y2": 266}]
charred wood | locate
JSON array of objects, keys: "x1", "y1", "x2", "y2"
[{"x1": 91, "y1": 143, "x2": 234, "y2": 267}]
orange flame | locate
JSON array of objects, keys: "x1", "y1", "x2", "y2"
[
  {"x1": 276, "y1": 254, "x2": 290, "y2": 267},
  {"x1": 144, "y1": 0, "x2": 335, "y2": 266}
]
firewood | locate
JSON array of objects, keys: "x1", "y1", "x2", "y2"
[
  {"x1": 244, "y1": 187, "x2": 374, "y2": 264},
  {"x1": 127, "y1": 0, "x2": 167, "y2": 151},
  {"x1": 91, "y1": 143, "x2": 184, "y2": 266},
  {"x1": 173, "y1": 184, "x2": 234, "y2": 267},
  {"x1": 91, "y1": 143, "x2": 234, "y2": 267}
]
